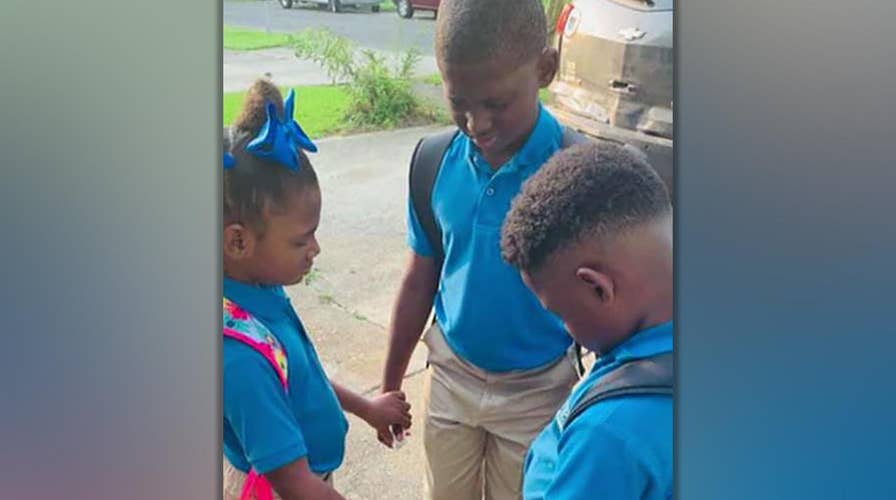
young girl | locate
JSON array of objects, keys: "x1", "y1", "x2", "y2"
[{"x1": 223, "y1": 79, "x2": 411, "y2": 500}]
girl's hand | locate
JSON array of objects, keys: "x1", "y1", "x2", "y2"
[{"x1": 362, "y1": 391, "x2": 412, "y2": 448}]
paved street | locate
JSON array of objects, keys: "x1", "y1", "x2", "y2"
[{"x1": 224, "y1": 0, "x2": 436, "y2": 55}]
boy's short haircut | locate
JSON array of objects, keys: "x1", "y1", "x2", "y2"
[
  {"x1": 435, "y1": 0, "x2": 548, "y2": 66},
  {"x1": 224, "y1": 79, "x2": 318, "y2": 234},
  {"x1": 501, "y1": 142, "x2": 671, "y2": 273}
]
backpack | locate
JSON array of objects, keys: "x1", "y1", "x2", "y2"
[
  {"x1": 223, "y1": 297, "x2": 289, "y2": 500},
  {"x1": 408, "y1": 127, "x2": 590, "y2": 266},
  {"x1": 407, "y1": 127, "x2": 592, "y2": 372},
  {"x1": 557, "y1": 352, "x2": 673, "y2": 432}
]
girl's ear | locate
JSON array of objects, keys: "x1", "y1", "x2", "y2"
[{"x1": 223, "y1": 223, "x2": 256, "y2": 261}]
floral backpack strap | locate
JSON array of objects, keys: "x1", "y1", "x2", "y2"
[
  {"x1": 223, "y1": 297, "x2": 289, "y2": 500},
  {"x1": 223, "y1": 297, "x2": 289, "y2": 389}
]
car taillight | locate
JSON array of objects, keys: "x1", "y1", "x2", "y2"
[{"x1": 555, "y1": 4, "x2": 576, "y2": 35}]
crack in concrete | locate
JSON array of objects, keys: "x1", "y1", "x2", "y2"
[
  {"x1": 305, "y1": 276, "x2": 389, "y2": 331},
  {"x1": 301, "y1": 272, "x2": 428, "y2": 396}
]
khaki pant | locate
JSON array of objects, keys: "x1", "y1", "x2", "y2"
[
  {"x1": 421, "y1": 324, "x2": 580, "y2": 500},
  {"x1": 223, "y1": 458, "x2": 333, "y2": 500}
]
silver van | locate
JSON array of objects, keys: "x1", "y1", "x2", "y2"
[{"x1": 548, "y1": 0, "x2": 673, "y2": 190}]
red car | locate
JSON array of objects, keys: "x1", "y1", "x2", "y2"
[{"x1": 394, "y1": 0, "x2": 440, "y2": 18}]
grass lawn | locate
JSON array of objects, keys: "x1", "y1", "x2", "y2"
[
  {"x1": 378, "y1": 1, "x2": 396, "y2": 12},
  {"x1": 420, "y1": 73, "x2": 442, "y2": 86},
  {"x1": 224, "y1": 25, "x2": 291, "y2": 51},
  {"x1": 224, "y1": 85, "x2": 350, "y2": 138}
]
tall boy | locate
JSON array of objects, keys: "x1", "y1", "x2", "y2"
[
  {"x1": 501, "y1": 142, "x2": 673, "y2": 500},
  {"x1": 379, "y1": 0, "x2": 581, "y2": 498}
]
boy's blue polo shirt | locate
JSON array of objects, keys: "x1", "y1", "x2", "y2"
[
  {"x1": 407, "y1": 104, "x2": 572, "y2": 372},
  {"x1": 523, "y1": 322, "x2": 673, "y2": 500},
  {"x1": 223, "y1": 278, "x2": 348, "y2": 475}
]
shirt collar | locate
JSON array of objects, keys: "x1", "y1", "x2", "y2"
[
  {"x1": 599, "y1": 321, "x2": 673, "y2": 366},
  {"x1": 463, "y1": 103, "x2": 562, "y2": 174},
  {"x1": 223, "y1": 277, "x2": 292, "y2": 322}
]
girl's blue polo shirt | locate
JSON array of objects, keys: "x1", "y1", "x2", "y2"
[
  {"x1": 406, "y1": 104, "x2": 573, "y2": 372},
  {"x1": 223, "y1": 278, "x2": 348, "y2": 475},
  {"x1": 522, "y1": 322, "x2": 673, "y2": 500}
]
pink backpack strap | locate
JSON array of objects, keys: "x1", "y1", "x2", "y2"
[
  {"x1": 224, "y1": 297, "x2": 290, "y2": 500},
  {"x1": 223, "y1": 297, "x2": 288, "y2": 389},
  {"x1": 240, "y1": 470, "x2": 275, "y2": 500}
]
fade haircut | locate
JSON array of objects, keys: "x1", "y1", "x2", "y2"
[
  {"x1": 435, "y1": 0, "x2": 548, "y2": 66},
  {"x1": 501, "y1": 142, "x2": 671, "y2": 273},
  {"x1": 224, "y1": 79, "x2": 318, "y2": 234}
]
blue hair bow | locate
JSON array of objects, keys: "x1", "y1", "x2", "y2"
[
  {"x1": 245, "y1": 88, "x2": 318, "y2": 171},
  {"x1": 223, "y1": 152, "x2": 235, "y2": 170}
]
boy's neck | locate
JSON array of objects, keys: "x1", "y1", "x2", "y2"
[
  {"x1": 630, "y1": 299, "x2": 674, "y2": 337},
  {"x1": 596, "y1": 302, "x2": 672, "y2": 356},
  {"x1": 621, "y1": 217, "x2": 674, "y2": 341}
]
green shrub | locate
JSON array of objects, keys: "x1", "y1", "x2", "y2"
[
  {"x1": 290, "y1": 28, "x2": 356, "y2": 84},
  {"x1": 290, "y1": 29, "x2": 422, "y2": 128},
  {"x1": 347, "y1": 49, "x2": 420, "y2": 127}
]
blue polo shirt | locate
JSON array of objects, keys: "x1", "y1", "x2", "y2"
[
  {"x1": 523, "y1": 322, "x2": 673, "y2": 500},
  {"x1": 407, "y1": 104, "x2": 572, "y2": 372},
  {"x1": 223, "y1": 278, "x2": 348, "y2": 475}
]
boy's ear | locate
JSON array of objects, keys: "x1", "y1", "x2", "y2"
[
  {"x1": 536, "y1": 47, "x2": 560, "y2": 88},
  {"x1": 575, "y1": 267, "x2": 615, "y2": 305},
  {"x1": 223, "y1": 223, "x2": 256, "y2": 261}
]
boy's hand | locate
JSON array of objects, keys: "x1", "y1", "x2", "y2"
[{"x1": 361, "y1": 391, "x2": 412, "y2": 448}]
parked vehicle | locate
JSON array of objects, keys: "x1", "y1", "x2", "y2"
[
  {"x1": 394, "y1": 0, "x2": 440, "y2": 19},
  {"x1": 548, "y1": 0, "x2": 673, "y2": 191},
  {"x1": 279, "y1": 0, "x2": 381, "y2": 13}
]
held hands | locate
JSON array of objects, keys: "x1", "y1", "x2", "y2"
[{"x1": 361, "y1": 391, "x2": 412, "y2": 449}]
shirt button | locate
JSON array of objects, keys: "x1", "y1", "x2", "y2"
[{"x1": 486, "y1": 187, "x2": 495, "y2": 196}]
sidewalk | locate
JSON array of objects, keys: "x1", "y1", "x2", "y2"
[{"x1": 224, "y1": 47, "x2": 439, "y2": 92}]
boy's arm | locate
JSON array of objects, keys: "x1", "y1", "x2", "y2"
[
  {"x1": 266, "y1": 457, "x2": 345, "y2": 500},
  {"x1": 380, "y1": 251, "x2": 440, "y2": 393}
]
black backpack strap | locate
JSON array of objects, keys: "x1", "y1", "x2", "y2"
[
  {"x1": 408, "y1": 129, "x2": 459, "y2": 266},
  {"x1": 560, "y1": 352, "x2": 673, "y2": 431},
  {"x1": 410, "y1": 126, "x2": 579, "y2": 265},
  {"x1": 561, "y1": 126, "x2": 590, "y2": 148}
]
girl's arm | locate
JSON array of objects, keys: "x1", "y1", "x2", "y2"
[
  {"x1": 266, "y1": 457, "x2": 344, "y2": 500},
  {"x1": 330, "y1": 381, "x2": 372, "y2": 419}
]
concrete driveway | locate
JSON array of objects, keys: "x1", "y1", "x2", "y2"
[{"x1": 283, "y1": 125, "x2": 453, "y2": 499}]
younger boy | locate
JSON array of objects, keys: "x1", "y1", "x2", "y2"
[
  {"x1": 501, "y1": 142, "x2": 674, "y2": 500},
  {"x1": 379, "y1": 0, "x2": 582, "y2": 498}
]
